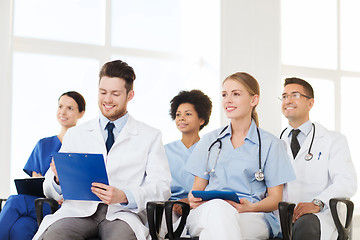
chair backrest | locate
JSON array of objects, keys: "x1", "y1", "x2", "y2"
[
  {"x1": 329, "y1": 198, "x2": 354, "y2": 240},
  {"x1": 147, "y1": 201, "x2": 165, "y2": 240},
  {"x1": 278, "y1": 202, "x2": 295, "y2": 240}
]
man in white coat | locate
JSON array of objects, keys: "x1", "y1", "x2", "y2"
[
  {"x1": 33, "y1": 60, "x2": 171, "y2": 240},
  {"x1": 280, "y1": 77, "x2": 357, "y2": 240}
]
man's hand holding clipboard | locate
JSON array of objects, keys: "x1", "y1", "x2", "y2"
[
  {"x1": 52, "y1": 153, "x2": 112, "y2": 202},
  {"x1": 91, "y1": 183, "x2": 128, "y2": 205}
]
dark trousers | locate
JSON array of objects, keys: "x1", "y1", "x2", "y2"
[
  {"x1": 42, "y1": 203, "x2": 136, "y2": 240},
  {"x1": 293, "y1": 213, "x2": 321, "y2": 240}
]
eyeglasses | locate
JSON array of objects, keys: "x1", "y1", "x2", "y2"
[{"x1": 279, "y1": 92, "x2": 312, "y2": 101}]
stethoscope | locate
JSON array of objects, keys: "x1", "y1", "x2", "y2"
[
  {"x1": 204, "y1": 125, "x2": 264, "y2": 182},
  {"x1": 280, "y1": 123, "x2": 315, "y2": 161}
]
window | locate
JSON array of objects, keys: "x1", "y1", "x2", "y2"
[
  {"x1": 282, "y1": 0, "x2": 360, "y2": 208},
  {"x1": 10, "y1": 0, "x2": 220, "y2": 192},
  {"x1": 14, "y1": 0, "x2": 105, "y2": 45}
]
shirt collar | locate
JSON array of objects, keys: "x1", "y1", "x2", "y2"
[
  {"x1": 99, "y1": 112, "x2": 129, "y2": 134},
  {"x1": 245, "y1": 120, "x2": 260, "y2": 145},
  {"x1": 287, "y1": 120, "x2": 312, "y2": 137},
  {"x1": 218, "y1": 120, "x2": 259, "y2": 145}
]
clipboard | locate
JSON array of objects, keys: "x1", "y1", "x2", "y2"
[
  {"x1": 52, "y1": 153, "x2": 109, "y2": 201},
  {"x1": 192, "y1": 190, "x2": 240, "y2": 203},
  {"x1": 14, "y1": 177, "x2": 46, "y2": 198}
]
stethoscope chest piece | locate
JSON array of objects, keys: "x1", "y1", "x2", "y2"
[
  {"x1": 280, "y1": 123, "x2": 316, "y2": 162},
  {"x1": 305, "y1": 153, "x2": 313, "y2": 161},
  {"x1": 255, "y1": 170, "x2": 264, "y2": 181}
]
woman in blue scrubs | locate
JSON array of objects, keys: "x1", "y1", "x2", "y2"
[
  {"x1": 0, "y1": 91, "x2": 85, "y2": 240},
  {"x1": 160, "y1": 90, "x2": 212, "y2": 239},
  {"x1": 165, "y1": 90, "x2": 212, "y2": 212},
  {"x1": 186, "y1": 73, "x2": 296, "y2": 240}
]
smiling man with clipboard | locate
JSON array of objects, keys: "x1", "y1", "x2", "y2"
[{"x1": 34, "y1": 60, "x2": 171, "y2": 240}]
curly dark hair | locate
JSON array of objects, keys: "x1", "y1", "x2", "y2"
[{"x1": 170, "y1": 90, "x2": 212, "y2": 130}]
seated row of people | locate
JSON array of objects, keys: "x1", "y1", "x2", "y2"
[{"x1": 0, "y1": 59, "x2": 356, "y2": 240}]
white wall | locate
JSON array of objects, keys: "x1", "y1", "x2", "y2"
[
  {"x1": 220, "y1": 0, "x2": 282, "y2": 135},
  {"x1": 0, "y1": 0, "x2": 12, "y2": 197}
]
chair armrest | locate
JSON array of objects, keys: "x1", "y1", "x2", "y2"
[
  {"x1": 164, "y1": 201, "x2": 191, "y2": 240},
  {"x1": 278, "y1": 201, "x2": 295, "y2": 240},
  {"x1": 35, "y1": 198, "x2": 59, "y2": 226},
  {"x1": 147, "y1": 201, "x2": 166, "y2": 240},
  {"x1": 0, "y1": 198, "x2": 7, "y2": 212},
  {"x1": 330, "y1": 198, "x2": 354, "y2": 240}
]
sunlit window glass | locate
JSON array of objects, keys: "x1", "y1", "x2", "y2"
[
  {"x1": 281, "y1": 0, "x2": 337, "y2": 69},
  {"x1": 111, "y1": 0, "x2": 181, "y2": 52},
  {"x1": 13, "y1": 0, "x2": 105, "y2": 45},
  {"x1": 112, "y1": 54, "x2": 220, "y2": 144},
  {"x1": 11, "y1": 53, "x2": 99, "y2": 192},
  {"x1": 306, "y1": 78, "x2": 335, "y2": 130},
  {"x1": 341, "y1": 77, "x2": 360, "y2": 204},
  {"x1": 341, "y1": 0, "x2": 360, "y2": 71}
]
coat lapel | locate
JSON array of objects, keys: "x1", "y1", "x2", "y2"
[
  {"x1": 84, "y1": 118, "x2": 105, "y2": 144},
  {"x1": 295, "y1": 122, "x2": 324, "y2": 161},
  {"x1": 111, "y1": 115, "x2": 139, "y2": 149}
]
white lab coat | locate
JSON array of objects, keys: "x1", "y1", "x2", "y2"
[
  {"x1": 33, "y1": 115, "x2": 172, "y2": 240},
  {"x1": 281, "y1": 122, "x2": 357, "y2": 240}
]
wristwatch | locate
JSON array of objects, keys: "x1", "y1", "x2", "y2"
[{"x1": 312, "y1": 199, "x2": 324, "y2": 211}]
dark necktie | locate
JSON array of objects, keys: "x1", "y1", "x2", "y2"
[
  {"x1": 105, "y1": 122, "x2": 115, "y2": 153},
  {"x1": 291, "y1": 129, "x2": 301, "y2": 158}
]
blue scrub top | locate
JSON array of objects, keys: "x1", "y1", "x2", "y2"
[
  {"x1": 165, "y1": 140, "x2": 197, "y2": 200},
  {"x1": 186, "y1": 120, "x2": 295, "y2": 238},
  {"x1": 23, "y1": 135, "x2": 62, "y2": 177}
]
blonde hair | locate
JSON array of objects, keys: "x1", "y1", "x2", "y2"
[{"x1": 223, "y1": 72, "x2": 260, "y2": 127}]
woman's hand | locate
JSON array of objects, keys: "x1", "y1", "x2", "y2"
[
  {"x1": 173, "y1": 198, "x2": 189, "y2": 216},
  {"x1": 32, "y1": 172, "x2": 43, "y2": 177},
  {"x1": 242, "y1": 185, "x2": 283, "y2": 213},
  {"x1": 188, "y1": 176, "x2": 209, "y2": 209},
  {"x1": 188, "y1": 191, "x2": 204, "y2": 209},
  {"x1": 226, "y1": 198, "x2": 255, "y2": 213},
  {"x1": 91, "y1": 182, "x2": 128, "y2": 205}
]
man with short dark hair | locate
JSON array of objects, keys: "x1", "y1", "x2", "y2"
[
  {"x1": 280, "y1": 77, "x2": 357, "y2": 240},
  {"x1": 34, "y1": 60, "x2": 171, "y2": 240}
]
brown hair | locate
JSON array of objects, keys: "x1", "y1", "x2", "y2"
[
  {"x1": 223, "y1": 72, "x2": 260, "y2": 127},
  {"x1": 59, "y1": 91, "x2": 86, "y2": 113},
  {"x1": 99, "y1": 60, "x2": 136, "y2": 93}
]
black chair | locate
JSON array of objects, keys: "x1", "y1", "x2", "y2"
[
  {"x1": 329, "y1": 198, "x2": 354, "y2": 240},
  {"x1": 35, "y1": 197, "x2": 100, "y2": 240},
  {"x1": 0, "y1": 198, "x2": 7, "y2": 212},
  {"x1": 147, "y1": 200, "x2": 295, "y2": 240},
  {"x1": 34, "y1": 198, "x2": 59, "y2": 226}
]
